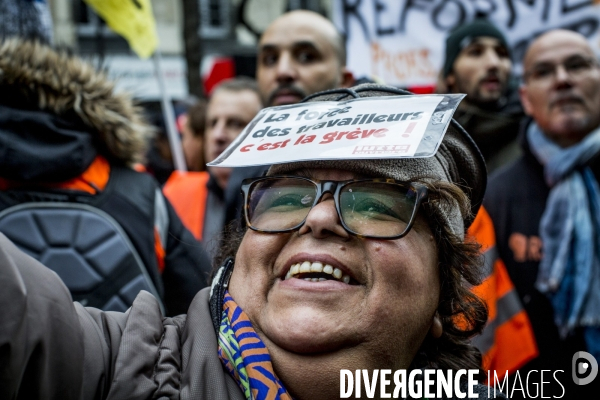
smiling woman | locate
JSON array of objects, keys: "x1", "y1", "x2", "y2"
[
  {"x1": 209, "y1": 86, "x2": 494, "y2": 398},
  {"x1": 0, "y1": 85, "x2": 499, "y2": 400}
]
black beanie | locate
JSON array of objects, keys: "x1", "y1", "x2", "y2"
[{"x1": 443, "y1": 19, "x2": 509, "y2": 78}]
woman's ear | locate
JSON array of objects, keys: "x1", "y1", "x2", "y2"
[{"x1": 430, "y1": 312, "x2": 443, "y2": 339}]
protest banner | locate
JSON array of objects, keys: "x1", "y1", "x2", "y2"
[
  {"x1": 333, "y1": 0, "x2": 600, "y2": 88},
  {"x1": 208, "y1": 94, "x2": 465, "y2": 167}
]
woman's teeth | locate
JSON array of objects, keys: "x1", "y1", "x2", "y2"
[{"x1": 284, "y1": 261, "x2": 351, "y2": 284}]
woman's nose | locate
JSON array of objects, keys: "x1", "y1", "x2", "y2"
[{"x1": 297, "y1": 194, "x2": 350, "y2": 239}]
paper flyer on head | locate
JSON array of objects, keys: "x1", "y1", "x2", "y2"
[{"x1": 208, "y1": 94, "x2": 466, "y2": 167}]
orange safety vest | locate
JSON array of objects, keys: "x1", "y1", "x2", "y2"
[
  {"x1": 163, "y1": 171, "x2": 210, "y2": 241},
  {"x1": 0, "y1": 156, "x2": 110, "y2": 194},
  {"x1": 468, "y1": 206, "x2": 538, "y2": 377}
]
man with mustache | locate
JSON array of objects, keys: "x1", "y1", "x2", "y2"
[
  {"x1": 440, "y1": 19, "x2": 524, "y2": 173},
  {"x1": 164, "y1": 78, "x2": 263, "y2": 258},
  {"x1": 485, "y1": 30, "x2": 600, "y2": 397},
  {"x1": 256, "y1": 10, "x2": 354, "y2": 107}
]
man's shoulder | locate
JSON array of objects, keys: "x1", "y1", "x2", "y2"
[
  {"x1": 484, "y1": 156, "x2": 539, "y2": 219},
  {"x1": 487, "y1": 157, "x2": 528, "y2": 194}
]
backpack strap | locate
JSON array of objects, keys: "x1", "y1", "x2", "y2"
[
  {"x1": 153, "y1": 187, "x2": 169, "y2": 272},
  {"x1": 102, "y1": 167, "x2": 169, "y2": 274}
]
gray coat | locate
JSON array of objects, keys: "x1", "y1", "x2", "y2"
[
  {"x1": 0, "y1": 233, "x2": 504, "y2": 399},
  {"x1": 0, "y1": 233, "x2": 243, "y2": 400}
]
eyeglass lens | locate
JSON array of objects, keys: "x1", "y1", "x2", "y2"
[
  {"x1": 340, "y1": 181, "x2": 416, "y2": 237},
  {"x1": 249, "y1": 178, "x2": 316, "y2": 231},
  {"x1": 247, "y1": 177, "x2": 418, "y2": 238}
]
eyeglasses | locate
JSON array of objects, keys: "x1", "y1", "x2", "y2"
[
  {"x1": 240, "y1": 176, "x2": 428, "y2": 239},
  {"x1": 523, "y1": 55, "x2": 599, "y2": 83}
]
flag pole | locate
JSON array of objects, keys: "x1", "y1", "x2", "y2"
[
  {"x1": 153, "y1": 50, "x2": 187, "y2": 172},
  {"x1": 82, "y1": 0, "x2": 187, "y2": 171}
]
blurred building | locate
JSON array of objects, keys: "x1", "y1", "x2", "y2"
[{"x1": 47, "y1": 0, "x2": 332, "y2": 100}]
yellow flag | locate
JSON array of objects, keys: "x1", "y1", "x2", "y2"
[{"x1": 84, "y1": 0, "x2": 157, "y2": 59}]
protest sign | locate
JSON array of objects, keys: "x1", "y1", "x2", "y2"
[
  {"x1": 333, "y1": 0, "x2": 600, "y2": 88},
  {"x1": 208, "y1": 94, "x2": 465, "y2": 168}
]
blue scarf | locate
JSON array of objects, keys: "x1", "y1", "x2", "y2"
[{"x1": 528, "y1": 122, "x2": 600, "y2": 358}]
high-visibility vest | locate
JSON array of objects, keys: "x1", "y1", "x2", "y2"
[
  {"x1": 163, "y1": 171, "x2": 210, "y2": 241},
  {"x1": 0, "y1": 155, "x2": 110, "y2": 194},
  {"x1": 468, "y1": 206, "x2": 538, "y2": 377}
]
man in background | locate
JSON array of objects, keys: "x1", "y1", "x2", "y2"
[
  {"x1": 257, "y1": 9, "x2": 353, "y2": 107},
  {"x1": 440, "y1": 19, "x2": 524, "y2": 173},
  {"x1": 485, "y1": 29, "x2": 600, "y2": 397},
  {"x1": 440, "y1": 19, "x2": 538, "y2": 379},
  {"x1": 164, "y1": 78, "x2": 262, "y2": 258},
  {"x1": 180, "y1": 99, "x2": 207, "y2": 172}
]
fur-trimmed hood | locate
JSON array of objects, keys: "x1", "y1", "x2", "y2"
[{"x1": 0, "y1": 37, "x2": 153, "y2": 172}]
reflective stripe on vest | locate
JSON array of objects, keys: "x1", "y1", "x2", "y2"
[
  {"x1": 468, "y1": 206, "x2": 538, "y2": 377},
  {"x1": 153, "y1": 188, "x2": 169, "y2": 273},
  {"x1": 163, "y1": 171, "x2": 210, "y2": 241}
]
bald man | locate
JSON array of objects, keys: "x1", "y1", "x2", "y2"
[
  {"x1": 256, "y1": 10, "x2": 354, "y2": 106},
  {"x1": 485, "y1": 30, "x2": 600, "y2": 397}
]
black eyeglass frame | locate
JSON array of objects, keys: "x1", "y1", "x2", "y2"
[{"x1": 240, "y1": 175, "x2": 429, "y2": 239}]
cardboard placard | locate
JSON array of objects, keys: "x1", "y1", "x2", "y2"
[{"x1": 208, "y1": 94, "x2": 464, "y2": 167}]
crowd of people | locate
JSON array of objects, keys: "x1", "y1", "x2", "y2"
[{"x1": 1, "y1": 6, "x2": 599, "y2": 400}]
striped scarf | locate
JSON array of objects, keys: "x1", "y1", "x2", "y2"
[
  {"x1": 528, "y1": 122, "x2": 600, "y2": 358},
  {"x1": 218, "y1": 291, "x2": 293, "y2": 400}
]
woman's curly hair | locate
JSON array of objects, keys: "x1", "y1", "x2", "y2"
[
  {"x1": 213, "y1": 178, "x2": 488, "y2": 375},
  {"x1": 410, "y1": 179, "x2": 488, "y2": 373}
]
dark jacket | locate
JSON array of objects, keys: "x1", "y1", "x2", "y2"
[
  {"x1": 0, "y1": 38, "x2": 211, "y2": 315},
  {"x1": 0, "y1": 233, "x2": 504, "y2": 400},
  {"x1": 484, "y1": 119, "x2": 598, "y2": 397},
  {"x1": 453, "y1": 88, "x2": 524, "y2": 174}
]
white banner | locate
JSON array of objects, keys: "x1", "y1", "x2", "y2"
[
  {"x1": 333, "y1": 0, "x2": 600, "y2": 87},
  {"x1": 98, "y1": 56, "x2": 188, "y2": 100},
  {"x1": 208, "y1": 94, "x2": 465, "y2": 167}
]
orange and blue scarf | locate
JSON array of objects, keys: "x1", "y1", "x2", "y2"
[{"x1": 218, "y1": 291, "x2": 293, "y2": 400}]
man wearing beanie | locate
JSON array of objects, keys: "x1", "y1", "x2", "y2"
[
  {"x1": 440, "y1": 19, "x2": 539, "y2": 380},
  {"x1": 438, "y1": 18, "x2": 524, "y2": 173}
]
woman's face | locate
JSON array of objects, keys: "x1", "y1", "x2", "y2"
[{"x1": 229, "y1": 168, "x2": 440, "y2": 372}]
